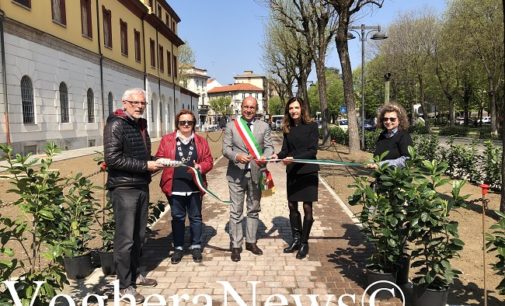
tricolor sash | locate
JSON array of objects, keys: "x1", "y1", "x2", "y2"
[{"x1": 233, "y1": 116, "x2": 275, "y2": 194}]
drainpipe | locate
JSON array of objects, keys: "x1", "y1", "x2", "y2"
[
  {"x1": 171, "y1": 43, "x2": 176, "y2": 131},
  {"x1": 155, "y1": 30, "x2": 161, "y2": 136},
  {"x1": 0, "y1": 10, "x2": 11, "y2": 145},
  {"x1": 95, "y1": 0, "x2": 105, "y2": 126},
  {"x1": 141, "y1": 15, "x2": 147, "y2": 96}
]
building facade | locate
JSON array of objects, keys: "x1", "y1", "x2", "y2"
[
  {"x1": 0, "y1": 0, "x2": 196, "y2": 154},
  {"x1": 207, "y1": 83, "x2": 264, "y2": 117}
]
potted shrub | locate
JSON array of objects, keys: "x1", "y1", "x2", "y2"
[
  {"x1": 406, "y1": 155, "x2": 467, "y2": 306},
  {"x1": 61, "y1": 173, "x2": 99, "y2": 280},
  {"x1": 349, "y1": 152, "x2": 412, "y2": 297},
  {"x1": 97, "y1": 196, "x2": 115, "y2": 276}
]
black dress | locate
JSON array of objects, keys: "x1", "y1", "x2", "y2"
[{"x1": 277, "y1": 121, "x2": 319, "y2": 202}]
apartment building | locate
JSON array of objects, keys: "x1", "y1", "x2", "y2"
[{"x1": 0, "y1": 0, "x2": 197, "y2": 154}]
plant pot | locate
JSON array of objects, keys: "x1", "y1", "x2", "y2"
[
  {"x1": 99, "y1": 251, "x2": 116, "y2": 276},
  {"x1": 366, "y1": 268, "x2": 397, "y2": 299},
  {"x1": 413, "y1": 285, "x2": 448, "y2": 306},
  {"x1": 63, "y1": 254, "x2": 93, "y2": 280},
  {"x1": 396, "y1": 254, "x2": 410, "y2": 285}
]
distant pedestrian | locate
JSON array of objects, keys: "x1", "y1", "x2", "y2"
[
  {"x1": 104, "y1": 88, "x2": 162, "y2": 303},
  {"x1": 156, "y1": 109, "x2": 214, "y2": 264},
  {"x1": 223, "y1": 96, "x2": 274, "y2": 262},
  {"x1": 270, "y1": 97, "x2": 319, "y2": 259}
]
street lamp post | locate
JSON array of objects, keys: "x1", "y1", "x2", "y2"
[{"x1": 348, "y1": 24, "x2": 387, "y2": 149}]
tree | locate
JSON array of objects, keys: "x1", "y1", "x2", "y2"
[
  {"x1": 501, "y1": 0, "x2": 505, "y2": 212},
  {"x1": 178, "y1": 41, "x2": 196, "y2": 88},
  {"x1": 270, "y1": 0, "x2": 338, "y2": 145},
  {"x1": 447, "y1": 0, "x2": 504, "y2": 135},
  {"x1": 309, "y1": 68, "x2": 345, "y2": 122},
  {"x1": 328, "y1": 0, "x2": 385, "y2": 152},
  {"x1": 268, "y1": 96, "x2": 284, "y2": 115},
  {"x1": 209, "y1": 97, "x2": 231, "y2": 116}
]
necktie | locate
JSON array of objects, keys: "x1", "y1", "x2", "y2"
[{"x1": 247, "y1": 122, "x2": 252, "y2": 130}]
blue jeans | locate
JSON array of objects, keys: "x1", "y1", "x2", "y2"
[{"x1": 169, "y1": 193, "x2": 202, "y2": 249}]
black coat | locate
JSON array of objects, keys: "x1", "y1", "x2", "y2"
[
  {"x1": 104, "y1": 110, "x2": 152, "y2": 190},
  {"x1": 277, "y1": 121, "x2": 320, "y2": 175}
]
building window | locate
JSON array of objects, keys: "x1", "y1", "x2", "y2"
[
  {"x1": 120, "y1": 19, "x2": 128, "y2": 55},
  {"x1": 103, "y1": 7, "x2": 112, "y2": 48},
  {"x1": 148, "y1": 0, "x2": 153, "y2": 9},
  {"x1": 173, "y1": 55, "x2": 177, "y2": 78},
  {"x1": 157, "y1": 5, "x2": 162, "y2": 18},
  {"x1": 165, "y1": 13, "x2": 170, "y2": 26},
  {"x1": 172, "y1": 21, "x2": 176, "y2": 32},
  {"x1": 167, "y1": 51, "x2": 171, "y2": 76},
  {"x1": 52, "y1": 0, "x2": 66, "y2": 25},
  {"x1": 81, "y1": 0, "x2": 92, "y2": 38},
  {"x1": 13, "y1": 0, "x2": 31, "y2": 8},
  {"x1": 134, "y1": 30, "x2": 141, "y2": 62},
  {"x1": 159, "y1": 45, "x2": 164, "y2": 73},
  {"x1": 59, "y1": 82, "x2": 69, "y2": 123},
  {"x1": 150, "y1": 39, "x2": 156, "y2": 67},
  {"x1": 21, "y1": 75, "x2": 34, "y2": 124},
  {"x1": 87, "y1": 88, "x2": 94, "y2": 123},
  {"x1": 108, "y1": 92, "x2": 114, "y2": 114}
]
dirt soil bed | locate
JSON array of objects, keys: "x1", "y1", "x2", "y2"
[{"x1": 318, "y1": 142, "x2": 504, "y2": 305}]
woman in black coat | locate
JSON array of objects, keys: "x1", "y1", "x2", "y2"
[{"x1": 271, "y1": 97, "x2": 319, "y2": 259}]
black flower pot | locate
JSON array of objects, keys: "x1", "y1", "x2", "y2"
[
  {"x1": 366, "y1": 268, "x2": 397, "y2": 300},
  {"x1": 396, "y1": 254, "x2": 410, "y2": 285},
  {"x1": 413, "y1": 285, "x2": 448, "y2": 306},
  {"x1": 99, "y1": 251, "x2": 116, "y2": 276},
  {"x1": 63, "y1": 254, "x2": 93, "y2": 280}
]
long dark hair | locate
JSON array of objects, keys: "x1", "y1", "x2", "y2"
[{"x1": 282, "y1": 97, "x2": 313, "y2": 134}]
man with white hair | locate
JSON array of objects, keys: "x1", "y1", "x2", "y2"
[{"x1": 104, "y1": 88, "x2": 163, "y2": 303}]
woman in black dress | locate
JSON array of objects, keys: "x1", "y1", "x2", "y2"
[{"x1": 271, "y1": 97, "x2": 319, "y2": 259}]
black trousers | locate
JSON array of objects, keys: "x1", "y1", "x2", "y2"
[{"x1": 110, "y1": 186, "x2": 149, "y2": 289}]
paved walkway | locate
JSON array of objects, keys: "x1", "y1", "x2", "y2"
[{"x1": 61, "y1": 137, "x2": 402, "y2": 305}]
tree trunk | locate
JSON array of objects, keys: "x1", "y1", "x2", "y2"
[
  {"x1": 336, "y1": 28, "x2": 360, "y2": 152},
  {"x1": 316, "y1": 62, "x2": 330, "y2": 145},
  {"x1": 417, "y1": 76, "x2": 431, "y2": 132},
  {"x1": 500, "y1": 0, "x2": 505, "y2": 213}
]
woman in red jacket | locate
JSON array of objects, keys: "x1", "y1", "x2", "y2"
[{"x1": 156, "y1": 109, "x2": 213, "y2": 264}]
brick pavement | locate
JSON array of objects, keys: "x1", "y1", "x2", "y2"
[{"x1": 63, "y1": 138, "x2": 403, "y2": 305}]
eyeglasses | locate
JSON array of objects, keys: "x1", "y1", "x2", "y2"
[
  {"x1": 382, "y1": 117, "x2": 398, "y2": 122},
  {"x1": 178, "y1": 120, "x2": 194, "y2": 126},
  {"x1": 125, "y1": 100, "x2": 147, "y2": 106}
]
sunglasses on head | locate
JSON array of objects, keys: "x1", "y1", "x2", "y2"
[
  {"x1": 382, "y1": 117, "x2": 397, "y2": 122},
  {"x1": 178, "y1": 120, "x2": 194, "y2": 126}
]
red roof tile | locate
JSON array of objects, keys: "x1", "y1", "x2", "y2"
[{"x1": 208, "y1": 83, "x2": 263, "y2": 94}]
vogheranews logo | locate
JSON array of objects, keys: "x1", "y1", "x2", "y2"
[{"x1": 2, "y1": 280, "x2": 405, "y2": 306}]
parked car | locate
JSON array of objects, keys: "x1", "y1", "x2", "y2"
[
  {"x1": 481, "y1": 116, "x2": 491, "y2": 125},
  {"x1": 456, "y1": 117, "x2": 473, "y2": 125},
  {"x1": 270, "y1": 115, "x2": 284, "y2": 130},
  {"x1": 338, "y1": 119, "x2": 348, "y2": 132},
  {"x1": 363, "y1": 119, "x2": 376, "y2": 131}
]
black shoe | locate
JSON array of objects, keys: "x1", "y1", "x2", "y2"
[
  {"x1": 171, "y1": 249, "x2": 184, "y2": 264},
  {"x1": 296, "y1": 243, "x2": 309, "y2": 259},
  {"x1": 231, "y1": 248, "x2": 241, "y2": 262},
  {"x1": 283, "y1": 239, "x2": 301, "y2": 253},
  {"x1": 192, "y1": 248, "x2": 203, "y2": 263},
  {"x1": 245, "y1": 242, "x2": 263, "y2": 255}
]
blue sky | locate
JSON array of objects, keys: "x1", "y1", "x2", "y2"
[{"x1": 169, "y1": 0, "x2": 447, "y2": 85}]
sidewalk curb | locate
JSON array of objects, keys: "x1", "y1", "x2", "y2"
[{"x1": 319, "y1": 175, "x2": 360, "y2": 227}]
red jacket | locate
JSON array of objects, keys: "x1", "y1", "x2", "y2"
[{"x1": 156, "y1": 132, "x2": 213, "y2": 196}]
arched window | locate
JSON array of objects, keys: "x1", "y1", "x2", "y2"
[
  {"x1": 60, "y1": 82, "x2": 69, "y2": 123},
  {"x1": 21, "y1": 75, "x2": 34, "y2": 124},
  {"x1": 108, "y1": 92, "x2": 114, "y2": 114},
  {"x1": 87, "y1": 88, "x2": 94, "y2": 123}
]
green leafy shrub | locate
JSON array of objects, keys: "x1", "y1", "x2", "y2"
[
  {"x1": 0, "y1": 143, "x2": 68, "y2": 304},
  {"x1": 329, "y1": 127, "x2": 349, "y2": 145},
  {"x1": 413, "y1": 134, "x2": 440, "y2": 161},
  {"x1": 486, "y1": 211, "x2": 505, "y2": 295},
  {"x1": 481, "y1": 141, "x2": 502, "y2": 190},
  {"x1": 409, "y1": 122, "x2": 430, "y2": 134},
  {"x1": 440, "y1": 138, "x2": 481, "y2": 183},
  {"x1": 439, "y1": 126, "x2": 470, "y2": 137},
  {"x1": 363, "y1": 129, "x2": 381, "y2": 153}
]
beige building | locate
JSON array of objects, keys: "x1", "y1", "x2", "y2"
[{"x1": 0, "y1": 0, "x2": 197, "y2": 154}]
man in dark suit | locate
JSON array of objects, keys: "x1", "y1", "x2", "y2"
[{"x1": 223, "y1": 96, "x2": 274, "y2": 262}]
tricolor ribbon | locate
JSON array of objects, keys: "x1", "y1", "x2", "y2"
[
  {"x1": 233, "y1": 117, "x2": 275, "y2": 195},
  {"x1": 265, "y1": 159, "x2": 364, "y2": 167},
  {"x1": 185, "y1": 165, "x2": 232, "y2": 204}
]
